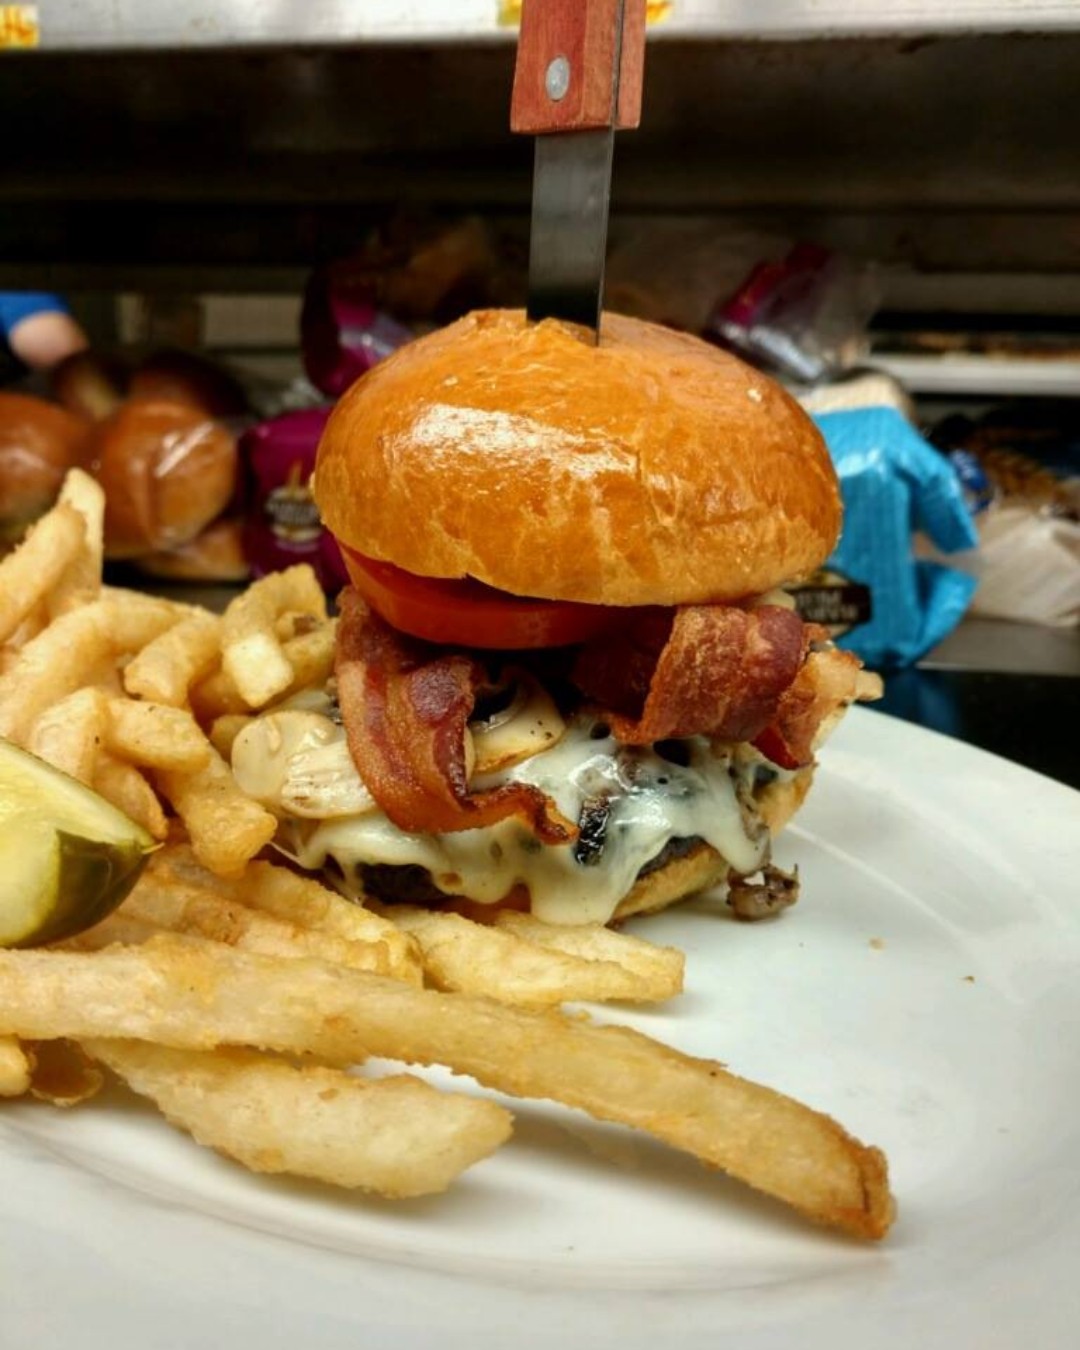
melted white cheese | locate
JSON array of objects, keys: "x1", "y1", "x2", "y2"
[{"x1": 260, "y1": 715, "x2": 766, "y2": 926}]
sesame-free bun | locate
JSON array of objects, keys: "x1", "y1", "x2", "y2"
[
  {"x1": 136, "y1": 516, "x2": 250, "y2": 582},
  {"x1": 314, "y1": 309, "x2": 840, "y2": 606},
  {"x1": 90, "y1": 400, "x2": 238, "y2": 559},
  {"x1": 130, "y1": 350, "x2": 248, "y2": 420},
  {"x1": 612, "y1": 765, "x2": 814, "y2": 919},
  {"x1": 0, "y1": 392, "x2": 91, "y2": 540},
  {"x1": 51, "y1": 350, "x2": 127, "y2": 422}
]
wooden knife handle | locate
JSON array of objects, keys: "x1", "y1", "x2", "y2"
[{"x1": 511, "y1": 0, "x2": 646, "y2": 135}]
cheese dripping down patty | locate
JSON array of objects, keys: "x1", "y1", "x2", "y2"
[{"x1": 232, "y1": 689, "x2": 772, "y2": 927}]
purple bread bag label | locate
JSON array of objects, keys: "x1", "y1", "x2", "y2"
[
  {"x1": 241, "y1": 408, "x2": 347, "y2": 591},
  {"x1": 301, "y1": 268, "x2": 413, "y2": 398}
]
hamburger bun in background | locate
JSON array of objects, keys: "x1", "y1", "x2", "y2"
[
  {"x1": 129, "y1": 350, "x2": 249, "y2": 420},
  {"x1": 52, "y1": 347, "x2": 250, "y2": 424},
  {"x1": 0, "y1": 391, "x2": 92, "y2": 543},
  {"x1": 7, "y1": 346, "x2": 252, "y2": 578},
  {"x1": 135, "y1": 515, "x2": 250, "y2": 583},
  {"x1": 89, "y1": 399, "x2": 239, "y2": 559},
  {"x1": 50, "y1": 350, "x2": 127, "y2": 422}
]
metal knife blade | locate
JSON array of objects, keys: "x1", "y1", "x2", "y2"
[
  {"x1": 526, "y1": 128, "x2": 614, "y2": 332},
  {"x1": 511, "y1": 0, "x2": 646, "y2": 342}
]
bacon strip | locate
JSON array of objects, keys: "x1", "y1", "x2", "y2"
[
  {"x1": 572, "y1": 604, "x2": 808, "y2": 745},
  {"x1": 758, "y1": 644, "x2": 881, "y2": 768},
  {"x1": 336, "y1": 590, "x2": 576, "y2": 843}
]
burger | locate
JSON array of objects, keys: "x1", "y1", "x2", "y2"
[{"x1": 231, "y1": 310, "x2": 880, "y2": 926}]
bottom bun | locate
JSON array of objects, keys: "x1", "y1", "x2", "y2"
[
  {"x1": 393, "y1": 765, "x2": 816, "y2": 926},
  {"x1": 611, "y1": 841, "x2": 729, "y2": 922},
  {"x1": 756, "y1": 766, "x2": 816, "y2": 837},
  {"x1": 611, "y1": 767, "x2": 815, "y2": 921}
]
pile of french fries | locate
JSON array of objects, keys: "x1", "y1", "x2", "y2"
[{"x1": 0, "y1": 473, "x2": 894, "y2": 1238}]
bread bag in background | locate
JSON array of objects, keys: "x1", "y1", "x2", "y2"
[
  {"x1": 240, "y1": 408, "x2": 346, "y2": 591},
  {"x1": 931, "y1": 405, "x2": 1080, "y2": 628},
  {"x1": 798, "y1": 407, "x2": 978, "y2": 668}
]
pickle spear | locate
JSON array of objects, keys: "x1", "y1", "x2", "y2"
[{"x1": 0, "y1": 738, "x2": 154, "y2": 948}]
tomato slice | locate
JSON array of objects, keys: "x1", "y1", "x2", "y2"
[{"x1": 340, "y1": 545, "x2": 626, "y2": 649}]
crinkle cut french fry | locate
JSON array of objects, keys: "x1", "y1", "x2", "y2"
[
  {"x1": 231, "y1": 860, "x2": 423, "y2": 986},
  {"x1": 64, "y1": 910, "x2": 163, "y2": 951},
  {"x1": 274, "y1": 621, "x2": 336, "y2": 694},
  {"x1": 494, "y1": 911, "x2": 685, "y2": 995},
  {"x1": 208, "y1": 713, "x2": 251, "y2": 760},
  {"x1": 26, "y1": 686, "x2": 107, "y2": 783},
  {"x1": 220, "y1": 566, "x2": 328, "y2": 709},
  {"x1": 123, "y1": 612, "x2": 222, "y2": 707},
  {"x1": 2, "y1": 604, "x2": 48, "y2": 657},
  {"x1": 0, "y1": 502, "x2": 85, "y2": 645},
  {"x1": 82, "y1": 1039, "x2": 511, "y2": 1198},
  {"x1": 146, "y1": 847, "x2": 424, "y2": 986},
  {"x1": 91, "y1": 754, "x2": 169, "y2": 841},
  {"x1": 383, "y1": 905, "x2": 681, "y2": 1006},
  {"x1": 27, "y1": 1038, "x2": 104, "y2": 1107},
  {"x1": 122, "y1": 873, "x2": 408, "y2": 980},
  {"x1": 190, "y1": 624, "x2": 336, "y2": 721},
  {"x1": 104, "y1": 698, "x2": 212, "y2": 774},
  {"x1": 0, "y1": 595, "x2": 180, "y2": 743},
  {"x1": 48, "y1": 469, "x2": 106, "y2": 616},
  {"x1": 156, "y1": 748, "x2": 277, "y2": 879},
  {"x1": 99, "y1": 590, "x2": 195, "y2": 650},
  {"x1": 0, "y1": 1035, "x2": 31, "y2": 1098},
  {"x1": 0, "y1": 939, "x2": 895, "y2": 1239}
]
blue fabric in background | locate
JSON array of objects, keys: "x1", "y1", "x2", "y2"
[
  {"x1": 0, "y1": 292, "x2": 70, "y2": 341},
  {"x1": 813, "y1": 407, "x2": 979, "y2": 669}
]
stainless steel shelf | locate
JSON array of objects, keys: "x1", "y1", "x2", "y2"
[
  {"x1": 874, "y1": 354, "x2": 1080, "y2": 397},
  {"x1": 922, "y1": 618, "x2": 1080, "y2": 677},
  {"x1": 24, "y1": 0, "x2": 1080, "y2": 53}
]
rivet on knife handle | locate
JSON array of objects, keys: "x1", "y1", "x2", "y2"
[
  {"x1": 512, "y1": 0, "x2": 647, "y2": 338},
  {"x1": 511, "y1": 0, "x2": 646, "y2": 134}
]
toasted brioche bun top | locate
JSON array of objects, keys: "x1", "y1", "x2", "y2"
[{"x1": 314, "y1": 309, "x2": 840, "y2": 607}]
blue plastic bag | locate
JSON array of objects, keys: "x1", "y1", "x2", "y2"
[{"x1": 811, "y1": 407, "x2": 978, "y2": 669}]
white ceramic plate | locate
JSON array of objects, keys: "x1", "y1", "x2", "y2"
[{"x1": 4, "y1": 708, "x2": 1080, "y2": 1350}]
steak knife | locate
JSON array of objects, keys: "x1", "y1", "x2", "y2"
[{"x1": 511, "y1": 0, "x2": 647, "y2": 339}]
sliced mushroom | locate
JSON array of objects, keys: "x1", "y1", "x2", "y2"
[
  {"x1": 232, "y1": 710, "x2": 376, "y2": 819},
  {"x1": 469, "y1": 673, "x2": 566, "y2": 777}
]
